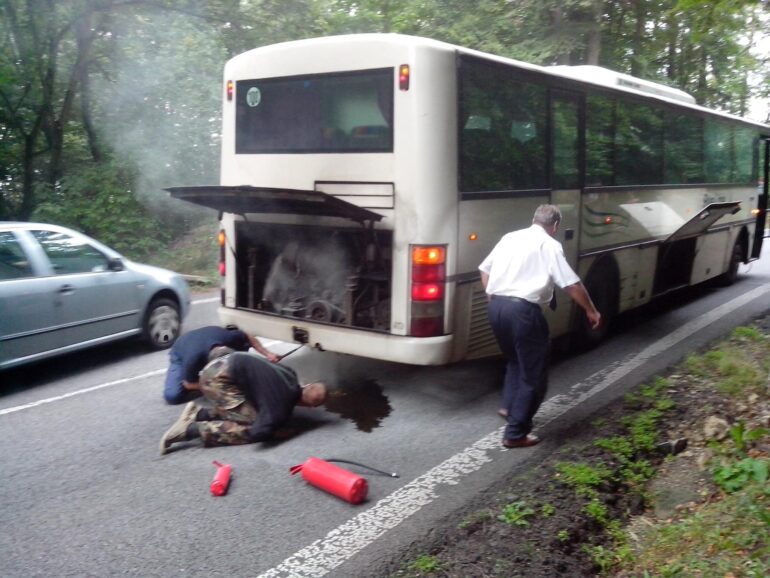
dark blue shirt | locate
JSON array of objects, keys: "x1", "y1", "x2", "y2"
[{"x1": 172, "y1": 326, "x2": 250, "y2": 383}]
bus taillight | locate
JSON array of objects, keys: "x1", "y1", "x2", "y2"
[
  {"x1": 410, "y1": 245, "x2": 446, "y2": 337},
  {"x1": 399, "y1": 64, "x2": 410, "y2": 91},
  {"x1": 218, "y1": 229, "x2": 226, "y2": 276},
  {"x1": 226, "y1": 80, "x2": 234, "y2": 101}
]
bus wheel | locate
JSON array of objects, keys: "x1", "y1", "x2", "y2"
[
  {"x1": 143, "y1": 297, "x2": 181, "y2": 350},
  {"x1": 716, "y1": 238, "x2": 744, "y2": 286},
  {"x1": 574, "y1": 264, "x2": 617, "y2": 349}
]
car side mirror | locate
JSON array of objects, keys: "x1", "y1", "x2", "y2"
[{"x1": 107, "y1": 257, "x2": 125, "y2": 271}]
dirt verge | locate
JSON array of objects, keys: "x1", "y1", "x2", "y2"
[{"x1": 380, "y1": 314, "x2": 770, "y2": 578}]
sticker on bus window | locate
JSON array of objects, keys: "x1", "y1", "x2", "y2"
[{"x1": 246, "y1": 87, "x2": 261, "y2": 107}]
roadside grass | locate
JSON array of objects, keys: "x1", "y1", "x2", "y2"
[
  {"x1": 393, "y1": 325, "x2": 770, "y2": 577},
  {"x1": 612, "y1": 325, "x2": 770, "y2": 577},
  {"x1": 144, "y1": 221, "x2": 219, "y2": 285},
  {"x1": 406, "y1": 555, "x2": 443, "y2": 574}
]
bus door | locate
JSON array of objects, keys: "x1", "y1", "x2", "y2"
[
  {"x1": 549, "y1": 90, "x2": 583, "y2": 256},
  {"x1": 549, "y1": 89, "x2": 584, "y2": 334},
  {"x1": 752, "y1": 137, "x2": 769, "y2": 259},
  {"x1": 653, "y1": 202, "x2": 740, "y2": 294}
]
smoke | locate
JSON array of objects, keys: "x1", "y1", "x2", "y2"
[
  {"x1": 262, "y1": 236, "x2": 354, "y2": 322},
  {"x1": 96, "y1": 9, "x2": 228, "y2": 230}
]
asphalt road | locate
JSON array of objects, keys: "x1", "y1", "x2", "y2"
[{"x1": 1, "y1": 249, "x2": 769, "y2": 578}]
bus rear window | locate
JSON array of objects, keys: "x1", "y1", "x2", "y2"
[{"x1": 235, "y1": 68, "x2": 394, "y2": 154}]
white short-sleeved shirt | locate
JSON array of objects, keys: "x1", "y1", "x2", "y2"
[{"x1": 478, "y1": 224, "x2": 580, "y2": 305}]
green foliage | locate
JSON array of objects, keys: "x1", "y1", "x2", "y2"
[
  {"x1": 731, "y1": 326, "x2": 766, "y2": 342},
  {"x1": 727, "y1": 421, "x2": 770, "y2": 456},
  {"x1": 684, "y1": 346, "x2": 765, "y2": 396},
  {"x1": 620, "y1": 459, "x2": 656, "y2": 488},
  {"x1": 540, "y1": 503, "x2": 556, "y2": 517},
  {"x1": 555, "y1": 462, "x2": 612, "y2": 498},
  {"x1": 497, "y1": 501, "x2": 535, "y2": 527},
  {"x1": 583, "y1": 498, "x2": 609, "y2": 525},
  {"x1": 595, "y1": 435, "x2": 634, "y2": 460},
  {"x1": 616, "y1": 481, "x2": 770, "y2": 576},
  {"x1": 713, "y1": 457, "x2": 769, "y2": 493},
  {"x1": 623, "y1": 409, "x2": 663, "y2": 453},
  {"x1": 32, "y1": 161, "x2": 169, "y2": 259},
  {"x1": 582, "y1": 543, "x2": 616, "y2": 574},
  {"x1": 406, "y1": 554, "x2": 442, "y2": 574}
]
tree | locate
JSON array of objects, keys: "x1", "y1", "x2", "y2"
[{"x1": 0, "y1": 0, "x2": 119, "y2": 220}]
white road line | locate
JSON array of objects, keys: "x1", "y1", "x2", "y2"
[
  {"x1": 255, "y1": 283, "x2": 770, "y2": 578},
  {"x1": 192, "y1": 296, "x2": 220, "y2": 304},
  {"x1": 0, "y1": 369, "x2": 165, "y2": 416}
]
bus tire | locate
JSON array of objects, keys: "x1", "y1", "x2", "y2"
[
  {"x1": 574, "y1": 263, "x2": 618, "y2": 350},
  {"x1": 142, "y1": 297, "x2": 181, "y2": 350},
  {"x1": 716, "y1": 238, "x2": 744, "y2": 287}
]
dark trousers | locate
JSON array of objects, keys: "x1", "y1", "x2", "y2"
[
  {"x1": 488, "y1": 296, "x2": 550, "y2": 440},
  {"x1": 163, "y1": 349, "x2": 202, "y2": 405}
]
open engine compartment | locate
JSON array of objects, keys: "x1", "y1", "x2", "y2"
[{"x1": 234, "y1": 221, "x2": 393, "y2": 331}]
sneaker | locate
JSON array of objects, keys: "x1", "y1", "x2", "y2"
[{"x1": 159, "y1": 401, "x2": 198, "y2": 455}]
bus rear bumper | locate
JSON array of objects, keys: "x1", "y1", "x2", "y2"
[{"x1": 218, "y1": 307, "x2": 454, "y2": 365}]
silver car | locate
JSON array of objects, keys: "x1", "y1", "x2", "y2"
[{"x1": 0, "y1": 222, "x2": 191, "y2": 370}]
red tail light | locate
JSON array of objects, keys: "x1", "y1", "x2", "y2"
[
  {"x1": 226, "y1": 80, "x2": 234, "y2": 101},
  {"x1": 410, "y1": 245, "x2": 446, "y2": 336}
]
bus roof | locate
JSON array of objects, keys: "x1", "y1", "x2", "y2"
[{"x1": 231, "y1": 33, "x2": 770, "y2": 133}]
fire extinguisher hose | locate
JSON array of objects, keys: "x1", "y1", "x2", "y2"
[{"x1": 324, "y1": 458, "x2": 399, "y2": 478}]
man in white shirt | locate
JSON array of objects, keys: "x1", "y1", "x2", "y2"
[{"x1": 479, "y1": 205, "x2": 601, "y2": 448}]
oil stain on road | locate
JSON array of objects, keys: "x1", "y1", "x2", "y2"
[{"x1": 324, "y1": 378, "x2": 391, "y2": 432}]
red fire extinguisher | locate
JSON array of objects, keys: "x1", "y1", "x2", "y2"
[
  {"x1": 290, "y1": 457, "x2": 369, "y2": 504},
  {"x1": 210, "y1": 460, "x2": 232, "y2": 496}
]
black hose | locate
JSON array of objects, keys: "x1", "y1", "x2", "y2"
[
  {"x1": 325, "y1": 458, "x2": 399, "y2": 478},
  {"x1": 277, "y1": 344, "x2": 304, "y2": 361}
]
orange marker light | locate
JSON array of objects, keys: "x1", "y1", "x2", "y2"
[
  {"x1": 399, "y1": 64, "x2": 410, "y2": 91},
  {"x1": 218, "y1": 229, "x2": 226, "y2": 276},
  {"x1": 412, "y1": 246, "x2": 445, "y2": 265},
  {"x1": 469, "y1": 233, "x2": 478, "y2": 241}
]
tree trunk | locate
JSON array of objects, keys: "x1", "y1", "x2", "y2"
[
  {"x1": 551, "y1": 7, "x2": 570, "y2": 65},
  {"x1": 48, "y1": 11, "x2": 97, "y2": 187},
  {"x1": 631, "y1": 0, "x2": 646, "y2": 77},
  {"x1": 584, "y1": 0, "x2": 603, "y2": 65}
]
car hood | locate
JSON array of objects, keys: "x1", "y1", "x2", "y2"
[{"x1": 126, "y1": 260, "x2": 182, "y2": 281}]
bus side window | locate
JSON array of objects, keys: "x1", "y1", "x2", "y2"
[{"x1": 461, "y1": 127, "x2": 504, "y2": 192}]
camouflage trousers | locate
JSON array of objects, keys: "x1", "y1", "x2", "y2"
[{"x1": 197, "y1": 355, "x2": 259, "y2": 446}]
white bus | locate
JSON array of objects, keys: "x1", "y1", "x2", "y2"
[{"x1": 169, "y1": 33, "x2": 770, "y2": 365}]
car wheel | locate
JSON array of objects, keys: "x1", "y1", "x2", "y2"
[{"x1": 143, "y1": 297, "x2": 180, "y2": 350}]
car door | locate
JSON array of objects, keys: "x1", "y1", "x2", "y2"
[
  {"x1": 29, "y1": 228, "x2": 143, "y2": 348},
  {"x1": 0, "y1": 230, "x2": 63, "y2": 368}
]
